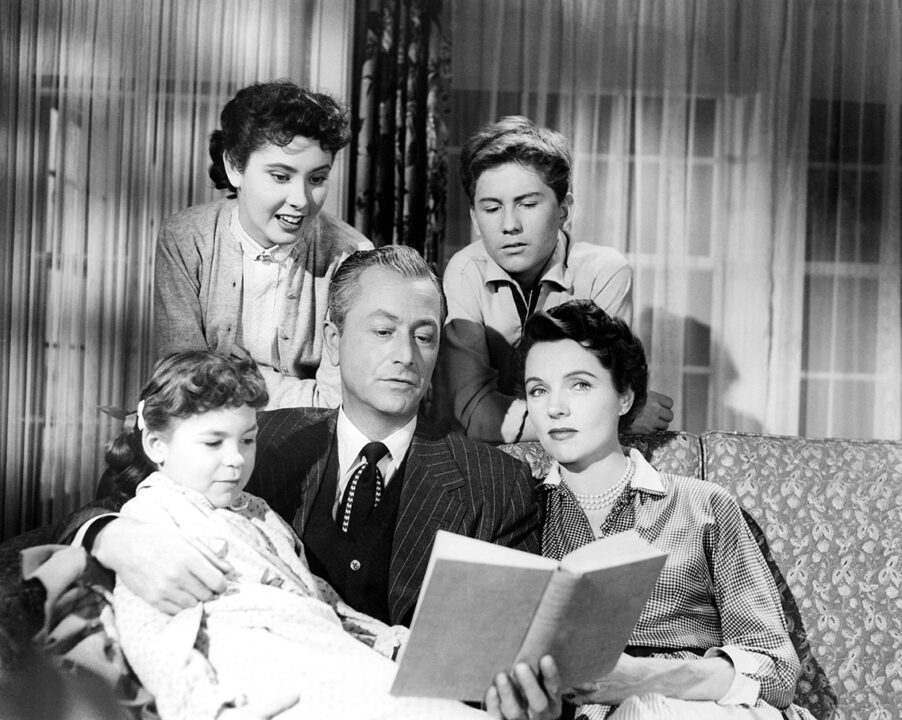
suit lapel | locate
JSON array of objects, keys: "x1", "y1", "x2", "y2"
[
  {"x1": 389, "y1": 428, "x2": 467, "y2": 624},
  {"x1": 294, "y1": 413, "x2": 338, "y2": 533}
]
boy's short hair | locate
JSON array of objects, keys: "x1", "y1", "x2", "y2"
[{"x1": 460, "y1": 116, "x2": 572, "y2": 204}]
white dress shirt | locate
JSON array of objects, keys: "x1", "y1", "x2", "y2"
[{"x1": 332, "y1": 409, "x2": 417, "y2": 517}]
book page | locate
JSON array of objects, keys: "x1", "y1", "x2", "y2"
[{"x1": 427, "y1": 529, "x2": 558, "y2": 570}]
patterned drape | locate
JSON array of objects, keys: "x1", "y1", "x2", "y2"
[{"x1": 351, "y1": 0, "x2": 450, "y2": 264}]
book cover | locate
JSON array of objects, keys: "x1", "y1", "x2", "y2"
[{"x1": 391, "y1": 529, "x2": 667, "y2": 701}]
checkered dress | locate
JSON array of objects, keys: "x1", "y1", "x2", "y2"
[{"x1": 541, "y1": 451, "x2": 802, "y2": 718}]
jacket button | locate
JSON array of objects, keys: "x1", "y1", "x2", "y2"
[{"x1": 350, "y1": 559, "x2": 361, "y2": 571}]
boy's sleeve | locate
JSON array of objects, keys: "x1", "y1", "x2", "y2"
[{"x1": 439, "y1": 254, "x2": 519, "y2": 443}]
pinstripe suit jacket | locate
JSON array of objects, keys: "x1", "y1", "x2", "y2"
[{"x1": 247, "y1": 408, "x2": 542, "y2": 626}]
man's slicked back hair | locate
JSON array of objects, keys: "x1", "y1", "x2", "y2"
[{"x1": 327, "y1": 245, "x2": 446, "y2": 331}]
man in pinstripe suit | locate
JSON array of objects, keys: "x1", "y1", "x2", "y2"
[
  {"x1": 247, "y1": 245, "x2": 541, "y2": 627},
  {"x1": 75, "y1": 245, "x2": 540, "y2": 630}
]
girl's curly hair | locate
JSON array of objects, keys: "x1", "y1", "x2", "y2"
[{"x1": 104, "y1": 351, "x2": 268, "y2": 501}]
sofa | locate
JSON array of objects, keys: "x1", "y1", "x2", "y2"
[
  {"x1": 501, "y1": 430, "x2": 902, "y2": 720},
  {"x1": 1, "y1": 430, "x2": 900, "y2": 719}
]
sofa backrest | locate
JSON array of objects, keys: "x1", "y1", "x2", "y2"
[
  {"x1": 701, "y1": 430, "x2": 902, "y2": 720},
  {"x1": 500, "y1": 431, "x2": 703, "y2": 479}
]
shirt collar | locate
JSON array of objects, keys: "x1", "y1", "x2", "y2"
[
  {"x1": 231, "y1": 206, "x2": 296, "y2": 264},
  {"x1": 336, "y1": 407, "x2": 417, "y2": 479},
  {"x1": 628, "y1": 448, "x2": 666, "y2": 495},
  {"x1": 482, "y1": 230, "x2": 572, "y2": 292},
  {"x1": 542, "y1": 448, "x2": 665, "y2": 496}
]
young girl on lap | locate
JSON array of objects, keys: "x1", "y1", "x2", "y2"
[{"x1": 107, "y1": 351, "x2": 484, "y2": 720}]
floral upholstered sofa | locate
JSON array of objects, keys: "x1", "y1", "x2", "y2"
[
  {"x1": 501, "y1": 430, "x2": 902, "y2": 720},
  {"x1": 1, "y1": 430, "x2": 900, "y2": 719}
]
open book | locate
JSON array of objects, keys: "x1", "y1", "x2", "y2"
[{"x1": 390, "y1": 529, "x2": 667, "y2": 701}]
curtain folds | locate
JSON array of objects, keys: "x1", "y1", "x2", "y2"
[
  {"x1": 351, "y1": 0, "x2": 450, "y2": 264},
  {"x1": 447, "y1": 0, "x2": 902, "y2": 441},
  {"x1": 1, "y1": 0, "x2": 317, "y2": 538},
  {"x1": 4, "y1": 0, "x2": 900, "y2": 540}
]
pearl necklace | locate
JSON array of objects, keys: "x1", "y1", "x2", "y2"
[{"x1": 572, "y1": 458, "x2": 635, "y2": 511}]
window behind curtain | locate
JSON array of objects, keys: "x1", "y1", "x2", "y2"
[
  {"x1": 803, "y1": 99, "x2": 902, "y2": 438},
  {"x1": 0, "y1": 0, "x2": 335, "y2": 538},
  {"x1": 445, "y1": 0, "x2": 901, "y2": 441}
]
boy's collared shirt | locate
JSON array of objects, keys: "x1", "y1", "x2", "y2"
[{"x1": 440, "y1": 232, "x2": 632, "y2": 443}]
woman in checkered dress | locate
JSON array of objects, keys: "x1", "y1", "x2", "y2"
[{"x1": 487, "y1": 300, "x2": 815, "y2": 720}]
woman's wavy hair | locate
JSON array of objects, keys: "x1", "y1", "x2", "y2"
[
  {"x1": 519, "y1": 299, "x2": 648, "y2": 433},
  {"x1": 104, "y1": 351, "x2": 269, "y2": 501},
  {"x1": 208, "y1": 79, "x2": 350, "y2": 196}
]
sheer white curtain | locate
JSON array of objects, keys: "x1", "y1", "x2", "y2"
[
  {"x1": 447, "y1": 0, "x2": 901, "y2": 440},
  {"x1": 0, "y1": 0, "x2": 338, "y2": 538}
]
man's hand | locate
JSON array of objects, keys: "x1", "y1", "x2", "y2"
[
  {"x1": 92, "y1": 516, "x2": 232, "y2": 614},
  {"x1": 623, "y1": 389, "x2": 674, "y2": 434},
  {"x1": 485, "y1": 656, "x2": 562, "y2": 720}
]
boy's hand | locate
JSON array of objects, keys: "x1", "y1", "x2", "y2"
[{"x1": 623, "y1": 390, "x2": 674, "y2": 434}]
